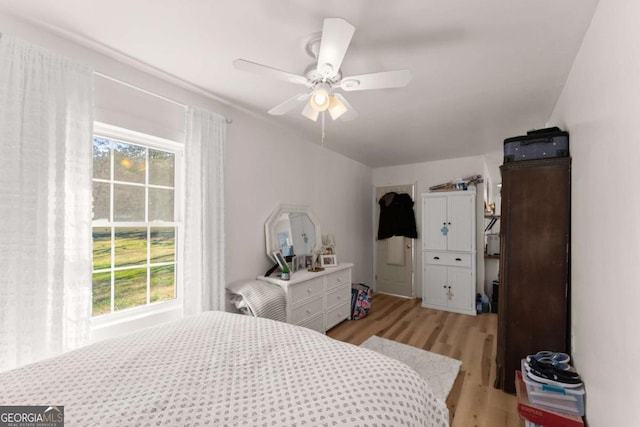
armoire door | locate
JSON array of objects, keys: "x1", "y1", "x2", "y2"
[
  {"x1": 423, "y1": 264, "x2": 448, "y2": 307},
  {"x1": 447, "y1": 267, "x2": 473, "y2": 312},
  {"x1": 446, "y1": 195, "x2": 474, "y2": 252},
  {"x1": 422, "y1": 195, "x2": 447, "y2": 251},
  {"x1": 422, "y1": 193, "x2": 474, "y2": 252},
  {"x1": 496, "y1": 157, "x2": 571, "y2": 394}
]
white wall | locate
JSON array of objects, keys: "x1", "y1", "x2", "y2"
[
  {"x1": 0, "y1": 14, "x2": 373, "y2": 319},
  {"x1": 225, "y1": 113, "x2": 373, "y2": 286},
  {"x1": 548, "y1": 0, "x2": 640, "y2": 424}
]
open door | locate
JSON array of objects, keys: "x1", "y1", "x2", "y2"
[{"x1": 375, "y1": 184, "x2": 416, "y2": 297}]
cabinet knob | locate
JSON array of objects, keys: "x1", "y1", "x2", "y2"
[
  {"x1": 455, "y1": 258, "x2": 462, "y2": 261},
  {"x1": 307, "y1": 288, "x2": 312, "y2": 293},
  {"x1": 448, "y1": 222, "x2": 451, "y2": 225},
  {"x1": 433, "y1": 256, "x2": 440, "y2": 260},
  {"x1": 443, "y1": 285, "x2": 447, "y2": 289},
  {"x1": 306, "y1": 309, "x2": 311, "y2": 314}
]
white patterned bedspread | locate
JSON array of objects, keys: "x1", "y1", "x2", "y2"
[{"x1": 0, "y1": 312, "x2": 449, "y2": 426}]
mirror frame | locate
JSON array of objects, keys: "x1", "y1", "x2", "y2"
[{"x1": 265, "y1": 204, "x2": 321, "y2": 261}]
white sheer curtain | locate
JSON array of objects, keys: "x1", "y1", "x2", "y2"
[
  {"x1": 0, "y1": 35, "x2": 94, "y2": 371},
  {"x1": 183, "y1": 106, "x2": 226, "y2": 314}
]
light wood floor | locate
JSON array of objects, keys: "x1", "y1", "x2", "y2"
[{"x1": 327, "y1": 293, "x2": 521, "y2": 427}]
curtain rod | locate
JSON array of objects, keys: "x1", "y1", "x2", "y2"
[{"x1": 94, "y1": 71, "x2": 233, "y2": 124}]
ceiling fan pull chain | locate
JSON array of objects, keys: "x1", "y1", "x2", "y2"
[{"x1": 321, "y1": 111, "x2": 326, "y2": 149}]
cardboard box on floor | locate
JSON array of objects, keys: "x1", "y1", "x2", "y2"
[{"x1": 515, "y1": 371, "x2": 584, "y2": 427}]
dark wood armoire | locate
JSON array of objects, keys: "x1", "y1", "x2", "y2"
[{"x1": 495, "y1": 157, "x2": 571, "y2": 394}]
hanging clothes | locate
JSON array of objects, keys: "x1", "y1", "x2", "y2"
[{"x1": 377, "y1": 192, "x2": 418, "y2": 240}]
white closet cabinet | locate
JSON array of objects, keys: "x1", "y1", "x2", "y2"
[{"x1": 422, "y1": 189, "x2": 476, "y2": 315}]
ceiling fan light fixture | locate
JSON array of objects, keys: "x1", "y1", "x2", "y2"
[
  {"x1": 301, "y1": 101, "x2": 320, "y2": 121},
  {"x1": 328, "y1": 95, "x2": 347, "y2": 120},
  {"x1": 310, "y1": 87, "x2": 330, "y2": 111}
]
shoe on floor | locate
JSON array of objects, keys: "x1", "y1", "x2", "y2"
[
  {"x1": 525, "y1": 359, "x2": 583, "y2": 389},
  {"x1": 527, "y1": 350, "x2": 570, "y2": 364},
  {"x1": 524, "y1": 355, "x2": 573, "y2": 372},
  {"x1": 524, "y1": 358, "x2": 580, "y2": 377}
]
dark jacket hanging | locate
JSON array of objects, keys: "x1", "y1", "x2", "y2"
[{"x1": 377, "y1": 192, "x2": 418, "y2": 240}]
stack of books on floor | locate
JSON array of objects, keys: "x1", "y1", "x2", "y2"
[{"x1": 516, "y1": 352, "x2": 585, "y2": 427}]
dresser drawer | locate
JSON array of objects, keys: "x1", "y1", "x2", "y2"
[
  {"x1": 326, "y1": 284, "x2": 350, "y2": 310},
  {"x1": 291, "y1": 296, "x2": 323, "y2": 324},
  {"x1": 325, "y1": 269, "x2": 351, "y2": 290},
  {"x1": 290, "y1": 277, "x2": 324, "y2": 304},
  {"x1": 297, "y1": 314, "x2": 325, "y2": 333},
  {"x1": 325, "y1": 302, "x2": 350, "y2": 330},
  {"x1": 424, "y1": 251, "x2": 472, "y2": 267}
]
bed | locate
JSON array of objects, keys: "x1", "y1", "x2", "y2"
[{"x1": 0, "y1": 311, "x2": 449, "y2": 426}]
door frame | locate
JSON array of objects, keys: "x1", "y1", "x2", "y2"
[{"x1": 372, "y1": 183, "x2": 417, "y2": 297}]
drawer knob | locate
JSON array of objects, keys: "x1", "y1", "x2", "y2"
[
  {"x1": 306, "y1": 309, "x2": 311, "y2": 314},
  {"x1": 434, "y1": 256, "x2": 440, "y2": 260},
  {"x1": 337, "y1": 295, "x2": 341, "y2": 299},
  {"x1": 307, "y1": 288, "x2": 312, "y2": 293},
  {"x1": 338, "y1": 277, "x2": 343, "y2": 281},
  {"x1": 455, "y1": 258, "x2": 462, "y2": 261}
]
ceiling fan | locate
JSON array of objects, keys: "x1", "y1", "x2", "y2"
[{"x1": 233, "y1": 17, "x2": 412, "y2": 122}]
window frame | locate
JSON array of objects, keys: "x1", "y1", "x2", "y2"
[{"x1": 91, "y1": 122, "x2": 185, "y2": 332}]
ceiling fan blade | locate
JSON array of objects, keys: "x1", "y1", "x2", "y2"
[
  {"x1": 334, "y1": 93, "x2": 358, "y2": 121},
  {"x1": 268, "y1": 93, "x2": 310, "y2": 115},
  {"x1": 316, "y1": 18, "x2": 355, "y2": 78},
  {"x1": 233, "y1": 59, "x2": 309, "y2": 86},
  {"x1": 340, "y1": 69, "x2": 412, "y2": 91}
]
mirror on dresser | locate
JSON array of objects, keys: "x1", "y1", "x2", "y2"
[{"x1": 265, "y1": 204, "x2": 321, "y2": 261}]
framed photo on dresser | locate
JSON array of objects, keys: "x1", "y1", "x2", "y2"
[
  {"x1": 290, "y1": 255, "x2": 305, "y2": 273},
  {"x1": 272, "y1": 250, "x2": 289, "y2": 273},
  {"x1": 320, "y1": 254, "x2": 338, "y2": 267}
]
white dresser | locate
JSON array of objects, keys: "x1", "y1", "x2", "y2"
[{"x1": 257, "y1": 263, "x2": 353, "y2": 333}]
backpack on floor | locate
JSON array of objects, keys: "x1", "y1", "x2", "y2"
[{"x1": 351, "y1": 283, "x2": 371, "y2": 320}]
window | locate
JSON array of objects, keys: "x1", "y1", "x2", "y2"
[{"x1": 91, "y1": 123, "x2": 183, "y2": 317}]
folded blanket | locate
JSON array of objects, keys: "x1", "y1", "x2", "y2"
[{"x1": 226, "y1": 280, "x2": 286, "y2": 322}]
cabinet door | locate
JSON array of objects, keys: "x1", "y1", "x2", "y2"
[
  {"x1": 424, "y1": 264, "x2": 448, "y2": 307},
  {"x1": 497, "y1": 158, "x2": 570, "y2": 393},
  {"x1": 447, "y1": 267, "x2": 473, "y2": 312},
  {"x1": 422, "y1": 195, "x2": 448, "y2": 251},
  {"x1": 447, "y1": 195, "x2": 474, "y2": 252}
]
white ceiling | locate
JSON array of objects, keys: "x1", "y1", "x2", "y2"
[{"x1": 0, "y1": 0, "x2": 599, "y2": 167}]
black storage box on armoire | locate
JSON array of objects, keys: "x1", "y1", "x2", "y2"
[{"x1": 503, "y1": 127, "x2": 569, "y2": 163}]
